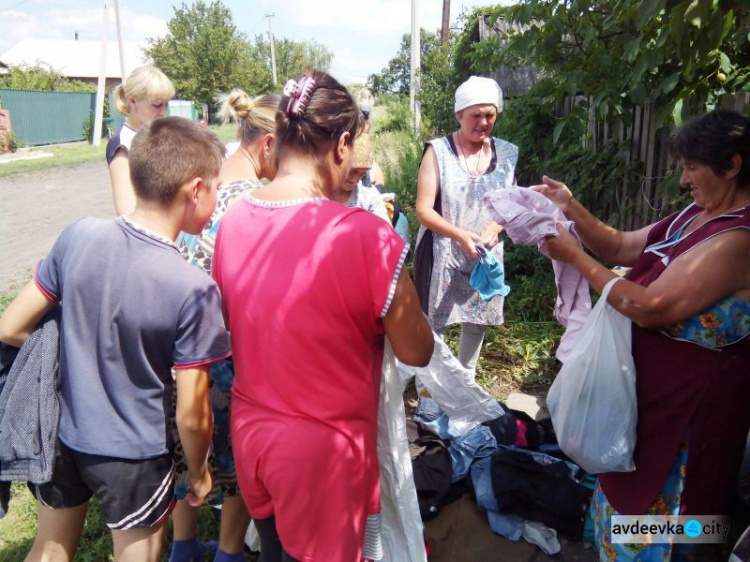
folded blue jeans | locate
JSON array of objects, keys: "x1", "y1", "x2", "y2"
[
  {"x1": 449, "y1": 424, "x2": 497, "y2": 482},
  {"x1": 470, "y1": 457, "x2": 525, "y2": 541},
  {"x1": 413, "y1": 396, "x2": 451, "y2": 439}
]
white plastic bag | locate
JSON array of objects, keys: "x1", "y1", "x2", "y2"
[
  {"x1": 377, "y1": 341, "x2": 427, "y2": 562},
  {"x1": 546, "y1": 277, "x2": 637, "y2": 474},
  {"x1": 244, "y1": 518, "x2": 261, "y2": 553},
  {"x1": 400, "y1": 332, "x2": 505, "y2": 435}
]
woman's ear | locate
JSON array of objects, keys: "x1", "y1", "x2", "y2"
[
  {"x1": 726, "y1": 153, "x2": 742, "y2": 180},
  {"x1": 263, "y1": 133, "x2": 274, "y2": 156},
  {"x1": 335, "y1": 132, "x2": 351, "y2": 165}
]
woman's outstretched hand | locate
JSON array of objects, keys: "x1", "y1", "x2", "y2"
[
  {"x1": 480, "y1": 222, "x2": 503, "y2": 248},
  {"x1": 530, "y1": 175, "x2": 574, "y2": 212}
]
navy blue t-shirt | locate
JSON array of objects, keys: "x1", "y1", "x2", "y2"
[
  {"x1": 35, "y1": 216, "x2": 231, "y2": 459},
  {"x1": 105, "y1": 124, "x2": 136, "y2": 165}
]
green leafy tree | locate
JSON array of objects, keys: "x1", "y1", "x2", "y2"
[
  {"x1": 368, "y1": 29, "x2": 461, "y2": 135},
  {"x1": 368, "y1": 30, "x2": 446, "y2": 95},
  {"x1": 470, "y1": 0, "x2": 750, "y2": 139},
  {"x1": 145, "y1": 1, "x2": 264, "y2": 110},
  {"x1": 419, "y1": 35, "x2": 462, "y2": 136},
  {"x1": 249, "y1": 35, "x2": 333, "y2": 84}
]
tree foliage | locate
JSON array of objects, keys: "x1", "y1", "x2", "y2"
[
  {"x1": 368, "y1": 30, "x2": 448, "y2": 96},
  {"x1": 248, "y1": 35, "x2": 333, "y2": 84},
  {"x1": 368, "y1": 29, "x2": 462, "y2": 136},
  {"x1": 419, "y1": 35, "x2": 461, "y2": 136},
  {"x1": 145, "y1": 1, "x2": 257, "y2": 109},
  {"x1": 470, "y1": 0, "x2": 750, "y2": 137},
  {"x1": 0, "y1": 63, "x2": 95, "y2": 92},
  {"x1": 145, "y1": 1, "x2": 334, "y2": 111}
]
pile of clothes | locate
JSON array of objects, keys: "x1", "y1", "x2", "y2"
[{"x1": 408, "y1": 394, "x2": 595, "y2": 556}]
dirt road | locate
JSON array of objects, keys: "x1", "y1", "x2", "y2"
[{"x1": 0, "y1": 161, "x2": 115, "y2": 293}]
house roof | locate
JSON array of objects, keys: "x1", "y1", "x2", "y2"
[{"x1": 0, "y1": 38, "x2": 147, "y2": 80}]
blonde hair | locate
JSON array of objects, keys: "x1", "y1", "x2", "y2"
[
  {"x1": 351, "y1": 133, "x2": 373, "y2": 169},
  {"x1": 217, "y1": 89, "x2": 280, "y2": 146},
  {"x1": 114, "y1": 65, "x2": 175, "y2": 117}
]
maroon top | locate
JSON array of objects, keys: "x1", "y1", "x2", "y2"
[{"x1": 598, "y1": 203, "x2": 750, "y2": 515}]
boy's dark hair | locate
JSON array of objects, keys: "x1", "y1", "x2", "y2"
[
  {"x1": 129, "y1": 117, "x2": 226, "y2": 203},
  {"x1": 670, "y1": 109, "x2": 750, "y2": 188},
  {"x1": 274, "y1": 70, "x2": 363, "y2": 161}
]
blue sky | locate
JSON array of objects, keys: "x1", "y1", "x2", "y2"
[{"x1": 0, "y1": 0, "x2": 511, "y2": 83}]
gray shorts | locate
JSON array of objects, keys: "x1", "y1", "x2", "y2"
[{"x1": 29, "y1": 441, "x2": 176, "y2": 530}]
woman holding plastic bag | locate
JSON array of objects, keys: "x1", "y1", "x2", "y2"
[{"x1": 535, "y1": 109, "x2": 750, "y2": 561}]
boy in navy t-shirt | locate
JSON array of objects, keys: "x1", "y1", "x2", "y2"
[{"x1": 0, "y1": 117, "x2": 230, "y2": 562}]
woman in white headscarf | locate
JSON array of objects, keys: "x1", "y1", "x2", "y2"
[{"x1": 414, "y1": 76, "x2": 518, "y2": 370}]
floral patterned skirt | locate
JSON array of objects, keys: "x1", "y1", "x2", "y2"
[
  {"x1": 592, "y1": 442, "x2": 714, "y2": 561},
  {"x1": 172, "y1": 358, "x2": 239, "y2": 504}
]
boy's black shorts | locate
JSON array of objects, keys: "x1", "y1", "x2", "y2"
[{"x1": 29, "y1": 441, "x2": 176, "y2": 530}]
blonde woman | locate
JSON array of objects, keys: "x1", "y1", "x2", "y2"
[
  {"x1": 106, "y1": 65, "x2": 175, "y2": 214},
  {"x1": 170, "y1": 90, "x2": 279, "y2": 562}
]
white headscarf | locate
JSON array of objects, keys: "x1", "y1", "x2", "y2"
[{"x1": 454, "y1": 76, "x2": 504, "y2": 114}]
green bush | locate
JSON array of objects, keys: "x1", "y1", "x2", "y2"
[
  {"x1": 0, "y1": 131, "x2": 18, "y2": 154},
  {"x1": 0, "y1": 63, "x2": 96, "y2": 92},
  {"x1": 373, "y1": 94, "x2": 412, "y2": 134}
]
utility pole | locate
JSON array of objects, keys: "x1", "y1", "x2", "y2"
[
  {"x1": 265, "y1": 13, "x2": 277, "y2": 85},
  {"x1": 114, "y1": 0, "x2": 126, "y2": 79},
  {"x1": 93, "y1": 0, "x2": 109, "y2": 146},
  {"x1": 441, "y1": 0, "x2": 451, "y2": 44},
  {"x1": 410, "y1": 0, "x2": 421, "y2": 133}
]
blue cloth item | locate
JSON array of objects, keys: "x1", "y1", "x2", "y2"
[
  {"x1": 469, "y1": 244, "x2": 510, "y2": 301},
  {"x1": 0, "y1": 308, "x2": 60, "y2": 520},
  {"x1": 169, "y1": 538, "x2": 218, "y2": 562},
  {"x1": 413, "y1": 396, "x2": 451, "y2": 440},
  {"x1": 213, "y1": 549, "x2": 246, "y2": 562},
  {"x1": 471, "y1": 457, "x2": 525, "y2": 541},
  {"x1": 579, "y1": 473, "x2": 597, "y2": 546},
  {"x1": 449, "y1": 424, "x2": 497, "y2": 482},
  {"x1": 394, "y1": 212, "x2": 411, "y2": 245},
  {"x1": 496, "y1": 444, "x2": 582, "y2": 479}
]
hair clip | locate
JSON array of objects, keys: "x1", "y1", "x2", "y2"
[{"x1": 283, "y1": 76, "x2": 317, "y2": 118}]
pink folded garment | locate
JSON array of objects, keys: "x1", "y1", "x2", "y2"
[{"x1": 483, "y1": 187, "x2": 592, "y2": 362}]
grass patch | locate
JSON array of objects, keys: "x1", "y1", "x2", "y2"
[
  {"x1": 0, "y1": 124, "x2": 237, "y2": 180},
  {"x1": 0, "y1": 292, "x2": 15, "y2": 315},
  {"x1": 0, "y1": 484, "x2": 36, "y2": 561},
  {"x1": 441, "y1": 322, "x2": 562, "y2": 401},
  {"x1": 0, "y1": 143, "x2": 106, "y2": 179},
  {"x1": 209, "y1": 123, "x2": 237, "y2": 144}
]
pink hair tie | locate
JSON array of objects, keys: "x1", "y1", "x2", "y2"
[{"x1": 283, "y1": 76, "x2": 317, "y2": 118}]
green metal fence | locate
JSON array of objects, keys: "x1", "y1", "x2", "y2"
[{"x1": 0, "y1": 88, "x2": 95, "y2": 146}]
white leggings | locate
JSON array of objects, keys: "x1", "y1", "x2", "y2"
[{"x1": 436, "y1": 322, "x2": 486, "y2": 371}]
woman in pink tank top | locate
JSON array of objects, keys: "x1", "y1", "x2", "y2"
[{"x1": 212, "y1": 71, "x2": 434, "y2": 562}]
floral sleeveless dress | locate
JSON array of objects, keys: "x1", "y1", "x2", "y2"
[{"x1": 417, "y1": 136, "x2": 518, "y2": 330}]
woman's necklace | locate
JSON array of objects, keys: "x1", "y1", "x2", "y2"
[{"x1": 456, "y1": 133, "x2": 484, "y2": 179}]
